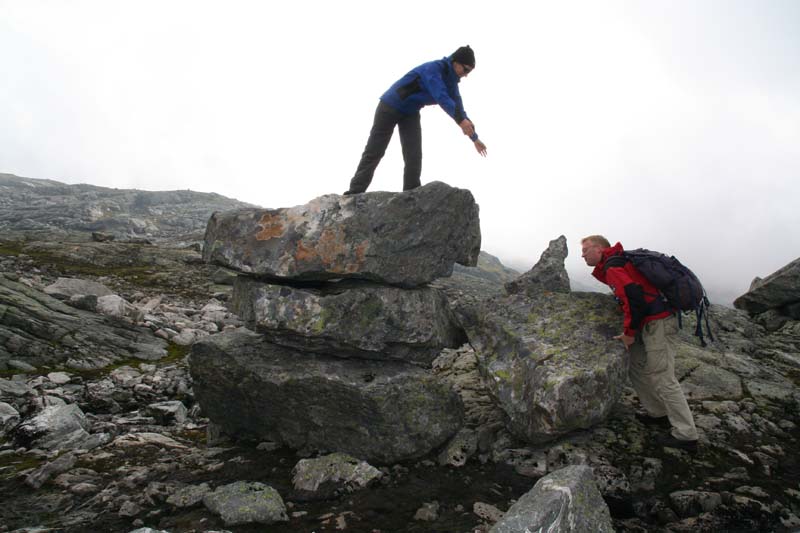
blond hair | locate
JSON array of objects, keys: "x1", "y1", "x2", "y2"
[{"x1": 581, "y1": 235, "x2": 610, "y2": 248}]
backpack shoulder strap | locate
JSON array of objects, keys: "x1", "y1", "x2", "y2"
[{"x1": 602, "y1": 254, "x2": 628, "y2": 272}]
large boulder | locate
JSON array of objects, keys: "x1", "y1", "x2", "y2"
[
  {"x1": 231, "y1": 277, "x2": 465, "y2": 366},
  {"x1": 490, "y1": 465, "x2": 614, "y2": 533},
  {"x1": 463, "y1": 291, "x2": 627, "y2": 444},
  {"x1": 734, "y1": 256, "x2": 800, "y2": 315},
  {"x1": 189, "y1": 329, "x2": 464, "y2": 464},
  {"x1": 202, "y1": 181, "x2": 481, "y2": 287},
  {"x1": 504, "y1": 235, "x2": 570, "y2": 296}
]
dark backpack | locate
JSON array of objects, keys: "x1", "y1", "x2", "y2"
[{"x1": 604, "y1": 249, "x2": 713, "y2": 346}]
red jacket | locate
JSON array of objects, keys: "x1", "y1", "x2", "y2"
[{"x1": 591, "y1": 242, "x2": 672, "y2": 337}]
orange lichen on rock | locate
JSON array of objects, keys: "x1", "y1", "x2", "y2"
[
  {"x1": 255, "y1": 213, "x2": 286, "y2": 240},
  {"x1": 292, "y1": 228, "x2": 369, "y2": 274}
]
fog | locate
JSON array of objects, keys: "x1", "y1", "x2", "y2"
[{"x1": 2, "y1": 1, "x2": 799, "y2": 305}]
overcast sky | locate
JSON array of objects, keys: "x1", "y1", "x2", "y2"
[{"x1": 2, "y1": 1, "x2": 799, "y2": 304}]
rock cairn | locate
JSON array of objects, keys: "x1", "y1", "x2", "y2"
[{"x1": 192, "y1": 182, "x2": 482, "y2": 464}]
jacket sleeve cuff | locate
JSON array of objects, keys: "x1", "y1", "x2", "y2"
[{"x1": 624, "y1": 327, "x2": 637, "y2": 337}]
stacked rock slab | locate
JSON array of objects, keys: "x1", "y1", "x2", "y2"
[{"x1": 191, "y1": 182, "x2": 481, "y2": 464}]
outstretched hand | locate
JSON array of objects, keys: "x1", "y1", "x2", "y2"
[
  {"x1": 474, "y1": 140, "x2": 487, "y2": 157},
  {"x1": 459, "y1": 119, "x2": 475, "y2": 138}
]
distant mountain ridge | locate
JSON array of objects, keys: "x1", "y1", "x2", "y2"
[{"x1": 0, "y1": 173, "x2": 255, "y2": 243}]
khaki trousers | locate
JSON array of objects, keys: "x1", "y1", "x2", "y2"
[{"x1": 629, "y1": 315, "x2": 699, "y2": 441}]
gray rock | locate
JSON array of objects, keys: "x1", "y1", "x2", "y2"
[
  {"x1": 0, "y1": 377, "x2": 34, "y2": 397},
  {"x1": 734, "y1": 256, "x2": 800, "y2": 314},
  {"x1": 118, "y1": 500, "x2": 142, "y2": 517},
  {"x1": 438, "y1": 428, "x2": 478, "y2": 467},
  {"x1": 202, "y1": 181, "x2": 481, "y2": 287},
  {"x1": 143, "y1": 401, "x2": 187, "y2": 425},
  {"x1": 474, "y1": 502, "x2": 505, "y2": 524},
  {"x1": 464, "y1": 291, "x2": 627, "y2": 443},
  {"x1": 7, "y1": 359, "x2": 37, "y2": 372},
  {"x1": 0, "y1": 173, "x2": 253, "y2": 243},
  {"x1": 112, "y1": 432, "x2": 188, "y2": 449},
  {"x1": 0, "y1": 275, "x2": 167, "y2": 370},
  {"x1": 0, "y1": 401, "x2": 20, "y2": 432},
  {"x1": 669, "y1": 490, "x2": 723, "y2": 518},
  {"x1": 754, "y1": 309, "x2": 791, "y2": 332},
  {"x1": 25, "y1": 452, "x2": 77, "y2": 489},
  {"x1": 189, "y1": 329, "x2": 464, "y2": 464},
  {"x1": 211, "y1": 267, "x2": 238, "y2": 285},
  {"x1": 203, "y1": 481, "x2": 288, "y2": 526},
  {"x1": 291, "y1": 452, "x2": 382, "y2": 500},
  {"x1": 43, "y1": 277, "x2": 114, "y2": 300},
  {"x1": 47, "y1": 372, "x2": 71, "y2": 385},
  {"x1": 231, "y1": 278, "x2": 465, "y2": 365},
  {"x1": 505, "y1": 235, "x2": 570, "y2": 295},
  {"x1": 166, "y1": 482, "x2": 211, "y2": 508},
  {"x1": 490, "y1": 465, "x2": 614, "y2": 533},
  {"x1": 681, "y1": 363, "x2": 743, "y2": 400},
  {"x1": 414, "y1": 501, "x2": 441, "y2": 521},
  {"x1": 783, "y1": 301, "x2": 800, "y2": 320},
  {"x1": 13, "y1": 403, "x2": 93, "y2": 451},
  {"x1": 91, "y1": 231, "x2": 115, "y2": 242}
]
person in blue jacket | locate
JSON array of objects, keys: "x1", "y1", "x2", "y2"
[{"x1": 344, "y1": 45, "x2": 487, "y2": 195}]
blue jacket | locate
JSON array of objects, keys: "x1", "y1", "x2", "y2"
[{"x1": 380, "y1": 57, "x2": 478, "y2": 141}]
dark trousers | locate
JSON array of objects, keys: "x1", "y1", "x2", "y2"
[{"x1": 348, "y1": 101, "x2": 422, "y2": 193}]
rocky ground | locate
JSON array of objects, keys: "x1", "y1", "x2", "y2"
[
  {"x1": 1, "y1": 238, "x2": 799, "y2": 533},
  {"x1": 1, "y1": 174, "x2": 799, "y2": 532}
]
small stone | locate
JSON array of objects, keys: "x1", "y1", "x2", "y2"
[{"x1": 414, "y1": 501, "x2": 440, "y2": 522}]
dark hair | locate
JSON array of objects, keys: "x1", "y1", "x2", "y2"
[{"x1": 451, "y1": 45, "x2": 475, "y2": 67}]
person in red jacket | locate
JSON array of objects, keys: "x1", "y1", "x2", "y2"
[{"x1": 581, "y1": 235, "x2": 699, "y2": 451}]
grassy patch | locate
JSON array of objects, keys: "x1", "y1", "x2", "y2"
[
  {"x1": 0, "y1": 452, "x2": 44, "y2": 481},
  {"x1": 0, "y1": 241, "x2": 25, "y2": 256}
]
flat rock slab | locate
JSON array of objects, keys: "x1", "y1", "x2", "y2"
[
  {"x1": 43, "y1": 277, "x2": 114, "y2": 300},
  {"x1": 202, "y1": 181, "x2": 481, "y2": 287},
  {"x1": 464, "y1": 291, "x2": 627, "y2": 444},
  {"x1": 490, "y1": 465, "x2": 614, "y2": 533},
  {"x1": 734, "y1": 256, "x2": 800, "y2": 314},
  {"x1": 189, "y1": 329, "x2": 464, "y2": 464},
  {"x1": 0, "y1": 274, "x2": 167, "y2": 370},
  {"x1": 231, "y1": 278, "x2": 465, "y2": 366}
]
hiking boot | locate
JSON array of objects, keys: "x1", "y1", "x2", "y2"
[
  {"x1": 635, "y1": 412, "x2": 671, "y2": 428},
  {"x1": 656, "y1": 434, "x2": 698, "y2": 452}
]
